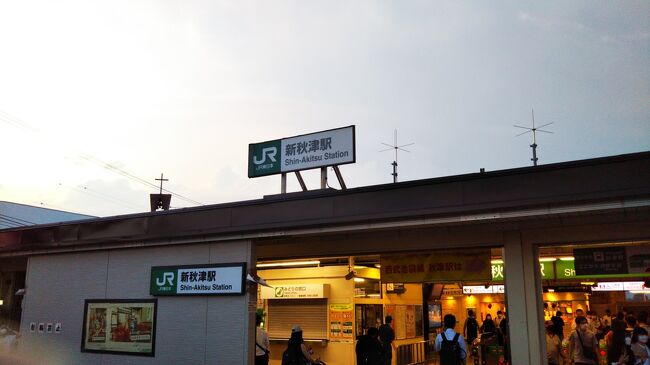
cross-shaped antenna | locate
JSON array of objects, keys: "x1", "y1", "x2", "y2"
[
  {"x1": 514, "y1": 108, "x2": 553, "y2": 166},
  {"x1": 155, "y1": 173, "x2": 168, "y2": 195},
  {"x1": 380, "y1": 129, "x2": 414, "y2": 183}
]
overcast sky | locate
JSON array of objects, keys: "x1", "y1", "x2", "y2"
[{"x1": 1, "y1": 1, "x2": 648, "y2": 217}]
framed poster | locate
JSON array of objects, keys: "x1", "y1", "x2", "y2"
[{"x1": 81, "y1": 299, "x2": 157, "y2": 357}]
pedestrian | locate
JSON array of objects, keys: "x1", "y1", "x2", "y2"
[
  {"x1": 435, "y1": 314, "x2": 467, "y2": 365},
  {"x1": 638, "y1": 311, "x2": 650, "y2": 334},
  {"x1": 463, "y1": 310, "x2": 479, "y2": 345},
  {"x1": 356, "y1": 327, "x2": 383, "y2": 365},
  {"x1": 545, "y1": 321, "x2": 563, "y2": 365},
  {"x1": 255, "y1": 313, "x2": 270, "y2": 365},
  {"x1": 282, "y1": 325, "x2": 320, "y2": 365},
  {"x1": 572, "y1": 308, "x2": 586, "y2": 330},
  {"x1": 631, "y1": 326, "x2": 649, "y2": 365},
  {"x1": 568, "y1": 316, "x2": 599, "y2": 365},
  {"x1": 378, "y1": 316, "x2": 395, "y2": 365},
  {"x1": 480, "y1": 314, "x2": 496, "y2": 334},
  {"x1": 551, "y1": 310, "x2": 565, "y2": 341}
]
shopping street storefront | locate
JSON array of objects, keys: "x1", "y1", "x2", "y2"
[{"x1": 0, "y1": 152, "x2": 649, "y2": 364}]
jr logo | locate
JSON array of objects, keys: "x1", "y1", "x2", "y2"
[
  {"x1": 156, "y1": 272, "x2": 174, "y2": 286},
  {"x1": 253, "y1": 147, "x2": 277, "y2": 165}
]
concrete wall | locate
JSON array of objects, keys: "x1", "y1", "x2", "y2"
[{"x1": 18, "y1": 241, "x2": 253, "y2": 365}]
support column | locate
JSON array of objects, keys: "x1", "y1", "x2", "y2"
[{"x1": 503, "y1": 231, "x2": 545, "y2": 365}]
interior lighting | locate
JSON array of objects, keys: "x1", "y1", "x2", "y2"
[
  {"x1": 559, "y1": 257, "x2": 575, "y2": 261},
  {"x1": 0, "y1": 300, "x2": 3, "y2": 305},
  {"x1": 353, "y1": 278, "x2": 366, "y2": 283},
  {"x1": 375, "y1": 264, "x2": 381, "y2": 268},
  {"x1": 256, "y1": 260, "x2": 320, "y2": 268},
  {"x1": 547, "y1": 288, "x2": 555, "y2": 293},
  {"x1": 539, "y1": 257, "x2": 557, "y2": 262},
  {"x1": 580, "y1": 282, "x2": 595, "y2": 286},
  {"x1": 490, "y1": 259, "x2": 504, "y2": 264},
  {"x1": 630, "y1": 290, "x2": 650, "y2": 294},
  {"x1": 446, "y1": 296, "x2": 455, "y2": 300}
]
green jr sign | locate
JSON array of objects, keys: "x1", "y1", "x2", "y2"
[{"x1": 248, "y1": 140, "x2": 282, "y2": 178}]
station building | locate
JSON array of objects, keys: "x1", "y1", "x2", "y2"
[{"x1": 0, "y1": 151, "x2": 649, "y2": 365}]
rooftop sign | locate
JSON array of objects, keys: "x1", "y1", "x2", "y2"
[{"x1": 248, "y1": 126, "x2": 355, "y2": 178}]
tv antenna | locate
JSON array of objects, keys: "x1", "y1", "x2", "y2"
[
  {"x1": 514, "y1": 108, "x2": 553, "y2": 166},
  {"x1": 380, "y1": 130, "x2": 414, "y2": 183}
]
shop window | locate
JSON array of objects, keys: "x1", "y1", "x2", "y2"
[
  {"x1": 355, "y1": 304, "x2": 383, "y2": 336},
  {"x1": 267, "y1": 299, "x2": 328, "y2": 340},
  {"x1": 354, "y1": 278, "x2": 381, "y2": 298}
]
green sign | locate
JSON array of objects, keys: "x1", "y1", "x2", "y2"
[
  {"x1": 150, "y1": 263, "x2": 246, "y2": 296},
  {"x1": 248, "y1": 126, "x2": 356, "y2": 178},
  {"x1": 491, "y1": 262, "x2": 554, "y2": 281},
  {"x1": 248, "y1": 140, "x2": 282, "y2": 178}
]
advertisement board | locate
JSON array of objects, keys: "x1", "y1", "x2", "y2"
[
  {"x1": 329, "y1": 303, "x2": 354, "y2": 342},
  {"x1": 248, "y1": 126, "x2": 355, "y2": 178},
  {"x1": 150, "y1": 263, "x2": 246, "y2": 296},
  {"x1": 81, "y1": 299, "x2": 157, "y2": 356},
  {"x1": 380, "y1": 250, "x2": 491, "y2": 283}
]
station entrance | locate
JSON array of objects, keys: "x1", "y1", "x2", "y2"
[{"x1": 255, "y1": 247, "x2": 511, "y2": 365}]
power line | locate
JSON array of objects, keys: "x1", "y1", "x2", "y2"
[
  {"x1": 57, "y1": 182, "x2": 143, "y2": 211},
  {"x1": 0, "y1": 110, "x2": 204, "y2": 206}
]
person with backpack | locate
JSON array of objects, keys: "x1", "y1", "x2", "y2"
[
  {"x1": 463, "y1": 310, "x2": 479, "y2": 346},
  {"x1": 568, "y1": 316, "x2": 599, "y2": 365},
  {"x1": 435, "y1": 314, "x2": 467, "y2": 365},
  {"x1": 282, "y1": 325, "x2": 320, "y2": 365}
]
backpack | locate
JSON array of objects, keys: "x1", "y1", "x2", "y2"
[
  {"x1": 439, "y1": 332, "x2": 463, "y2": 365},
  {"x1": 282, "y1": 348, "x2": 308, "y2": 365}
]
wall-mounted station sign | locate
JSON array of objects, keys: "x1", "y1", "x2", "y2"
[
  {"x1": 248, "y1": 126, "x2": 355, "y2": 178},
  {"x1": 150, "y1": 263, "x2": 246, "y2": 296}
]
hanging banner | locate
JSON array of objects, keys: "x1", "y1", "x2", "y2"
[
  {"x1": 248, "y1": 126, "x2": 355, "y2": 178},
  {"x1": 329, "y1": 303, "x2": 353, "y2": 342},
  {"x1": 380, "y1": 250, "x2": 491, "y2": 283},
  {"x1": 575, "y1": 246, "x2": 650, "y2": 277}
]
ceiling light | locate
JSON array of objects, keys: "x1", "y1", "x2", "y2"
[
  {"x1": 559, "y1": 257, "x2": 575, "y2": 261},
  {"x1": 539, "y1": 257, "x2": 557, "y2": 262},
  {"x1": 547, "y1": 288, "x2": 555, "y2": 292},
  {"x1": 580, "y1": 282, "x2": 595, "y2": 286},
  {"x1": 375, "y1": 264, "x2": 381, "y2": 268},
  {"x1": 353, "y1": 278, "x2": 365, "y2": 283},
  {"x1": 491, "y1": 259, "x2": 504, "y2": 264},
  {"x1": 256, "y1": 260, "x2": 320, "y2": 268}
]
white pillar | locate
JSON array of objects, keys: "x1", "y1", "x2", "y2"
[{"x1": 503, "y1": 231, "x2": 545, "y2": 365}]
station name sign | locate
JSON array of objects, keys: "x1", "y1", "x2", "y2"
[
  {"x1": 150, "y1": 263, "x2": 246, "y2": 296},
  {"x1": 248, "y1": 126, "x2": 355, "y2": 178}
]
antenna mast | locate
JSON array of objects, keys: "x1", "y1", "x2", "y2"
[
  {"x1": 380, "y1": 130, "x2": 414, "y2": 183},
  {"x1": 514, "y1": 108, "x2": 554, "y2": 166}
]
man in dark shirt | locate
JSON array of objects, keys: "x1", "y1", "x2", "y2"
[
  {"x1": 378, "y1": 316, "x2": 395, "y2": 365},
  {"x1": 356, "y1": 327, "x2": 383, "y2": 365}
]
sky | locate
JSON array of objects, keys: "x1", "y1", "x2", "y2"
[{"x1": 0, "y1": 1, "x2": 648, "y2": 218}]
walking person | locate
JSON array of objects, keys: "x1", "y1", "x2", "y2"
[
  {"x1": 356, "y1": 327, "x2": 383, "y2": 365},
  {"x1": 480, "y1": 314, "x2": 497, "y2": 334},
  {"x1": 435, "y1": 314, "x2": 467, "y2": 365},
  {"x1": 568, "y1": 316, "x2": 599, "y2": 365},
  {"x1": 255, "y1": 314, "x2": 270, "y2": 365},
  {"x1": 282, "y1": 325, "x2": 321, "y2": 365},
  {"x1": 378, "y1": 316, "x2": 395, "y2": 365},
  {"x1": 463, "y1": 310, "x2": 479, "y2": 346},
  {"x1": 551, "y1": 310, "x2": 565, "y2": 341},
  {"x1": 545, "y1": 321, "x2": 563, "y2": 365}
]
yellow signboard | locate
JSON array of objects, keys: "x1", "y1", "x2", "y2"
[
  {"x1": 329, "y1": 303, "x2": 354, "y2": 342},
  {"x1": 380, "y1": 250, "x2": 491, "y2": 283}
]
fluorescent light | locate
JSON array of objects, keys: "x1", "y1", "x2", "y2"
[
  {"x1": 446, "y1": 296, "x2": 455, "y2": 300},
  {"x1": 256, "y1": 260, "x2": 320, "y2": 268},
  {"x1": 0, "y1": 300, "x2": 3, "y2": 305},
  {"x1": 375, "y1": 264, "x2": 381, "y2": 268},
  {"x1": 547, "y1": 289, "x2": 555, "y2": 292},
  {"x1": 629, "y1": 291, "x2": 650, "y2": 294},
  {"x1": 559, "y1": 257, "x2": 575, "y2": 261},
  {"x1": 491, "y1": 259, "x2": 504, "y2": 264},
  {"x1": 580, "y1": 282, "x2": 595, "y2": 286},
  {"x1": 353, "y1": 278, "x2": 365, "y2": 282},
  {"x1": 539, "y1": 257, "x2": 557, "y2": 262}
]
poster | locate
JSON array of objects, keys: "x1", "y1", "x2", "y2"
[
  {"x1": 329, "y1": 303, "x2": 354, "y2": 342},
  {"x1": 81, "y1": 299, "x2": 157, "y2": 356},
  {"x1": 380, "y1": 250, "x2": 491, "y2": 282},
  {"x1": 394, "y1": 306, "x2": 407, "y2": 340},
  {"x1": 405, "y1": 306, "x2": 416, "y2": 338}
]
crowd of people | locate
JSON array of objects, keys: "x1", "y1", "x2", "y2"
[{"x1": 545, "y1": 308, "x2": 650, "y2": 365}]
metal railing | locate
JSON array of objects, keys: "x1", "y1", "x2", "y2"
[{"x1": 396, "y1": 339, "x2": 439, "y2": 365}]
